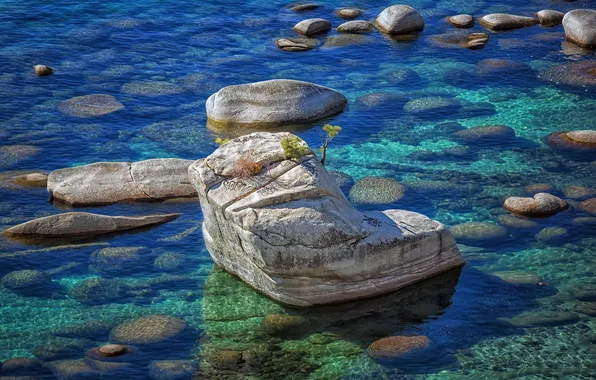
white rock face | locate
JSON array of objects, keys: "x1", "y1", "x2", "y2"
[
  {"x1": 48, "y1": 159, "x2": 196, "y2": 206},
  {"x1": 189, "y1": 132, "x2": 464, "y2": 307},
  {"x1": 376, "y1": 5, "x2": 424, "y2": 35},
  {"x1": 206, "y1": 80, "x2": 347, "y2": 128},
  {"x1": 563, "y1": 9, "x2": 596, "y2": 48}
]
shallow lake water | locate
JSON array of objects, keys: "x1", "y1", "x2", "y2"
[{"x1": 0, "y1": 0, "x2": 595, "y2": 378}]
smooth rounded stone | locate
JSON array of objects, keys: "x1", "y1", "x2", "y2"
[
  {"x1": 525, "y1": 183, "x2": 554, "y2": 196},
  {"x1": 428, "y1": 33, "x2": 489, "y2": 50},
  {"x1": 336, "y1": 20, "x2": 374, "y2": 34},
  {"x1": 293, "y1": 18, "x2": 331, "y2": 37},
  {"x1": 490, "y1": 270, "x2": 543, "y2": 285},
  {"x1": 275, "y1": 37, "x2": 317, "y2": 52},
  {"x1": 538, "y1": 61, "x2": 596, "y2": 89},
  {"x1": 574, "y1": 302, "x2": 596, "y2": 317},
  {"x1": 0, "y1": 358, "x2": 44, "y2": 376},
  {"x1": 86, "y1": 344, "x2": 139, "y2": 360},
  {"x1": 563, "y1": 9, "x2": 596, "y2": 48},
  {"x1": 536, "y1": 10, "x2": 564, "y2": 27},
  {"x1": 48, "y1": 159, "x2": 196, "y2": 206},
  {"x1": 190, "y1": 132, "x2": 464, "y2": 307},
  {"x1": 322, "y1": 34, "x2": 371, "y2": 48},
  {"x1": 349, "y1": 177, "x2": 405, "y2": 204},
  {"x1": 376, "y1": 5, "x2": 424, "y2": 35},
  {"x1": 206, "y1": 79, "x2": 347, "y2": 128},
  {"x1": 577, "y1": 198, "x2": 596, "y2": 216},
  {"x1": 53, "y1": 321, "x2": 114, "y2": 340},
  {"x1": 367, "y1": 336, "x2": 430, "y2": 359},
  {"x1": 3, "y1": 212, "x2": 180, "y2": 241},
  {"x1": 447, "y1": 14, "x2": 474, "y2": 28},
  {"x1": 452, "y1": 125, "x2": 515, "y2": 144},
  {"x1": 110, "y1": 315, "x2": 187, "y2": 345},
  {"x1": 570, "y1": 285, "x2": 596, "y2": 301},
  {"x1": 58, "y1": 94, "x2": 124, "y2": 118},
  {"x1": 1, "y1": 270, "x2": 50, "y2": 290},
  {"x1": 563, "y1": 185, "x2": 596, "y2": 200},
  {"x1": 403, "y1": 96, "x2": 460, "y2": 115},
  {"x1": 536, "y1": 227, "x2": 568, "y2": 242},
  {"x1": 89, "y1": 247, "x2": 144, "y2": 275},
  {"x1": 290, "y1": 3, "x2": 319, "y2": 12},
  {"x1": 566, "y1": 130, "x2": 596, "y2": 146},
  {"x1": 504, "y1": 193, "x2": 568, "y2": 217},
  {"x1": 148, "y1": 360, "x2": 197, "y2": 380},
  {"x1": 44, "y1": 359, "x2": 100, "y2": 379},
  {"x1": 154, "y1": 252, "x2": 186, "y2": 271},
  {"x1": 336, "y1": 8, "x2": 361, "y2": 20},
  {"x1": 572, "y1": 216, "x2": 596, "y2": 227},
  {"x1": 479, "y1": 13, "x2": 538, "y2": 31},
  {"x1": 262, "y1": 314, "x2": 311, "y2": 337},
  {"x1": 327, "y1": 171, "x2": 354, "y2": 192},
  {"x1": 500, "y1": 311, "x2": 580, "y2": 328},
  {"x1": 12, "y1": 172, "x2": 48, "y2": 187},
  {"x1": 33, "y1": 64, "x2": 53, "y2": 76},
  {"x1": 497, "y1": 215, "x2": 539, "y2": 230},
  {"x1": 0, "y1": 145, "x2": 40, "y2": 168},
  {"x1": 121, "y1": 81, "x2": 185, "y2": 96},
  {"x1": 450, "y1": 222, "x2": 509, "y2": 243}
]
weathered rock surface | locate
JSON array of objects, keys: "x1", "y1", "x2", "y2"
[
  {"x1": 290, "y1": 4, "x2": 319, "y2": 12},
  {"x1": 34, "y1": 64, "x2": 54, "y2": 76},
  {"x1": 479, "y1": 13, "x2": 538, "y2": 31},
  {"x1": 206, "y1": 80, "x2": 347, "y2": 128},
  {"x1": 368, "y1": 336, "x2": 430, "y2": 358},
  {"x1": 376, "y1": 5, "x2": 424, "y2": 35},
  {"x1": 293, "y1": 18, "x2": 331, "y2": 37},
  {"x1": 504, "y1": 193, "x2": 568, "y2": 217},
  {"x1": 429, "y1": 33, "x2": 489, "y2": 50},
  {"x1": 577, "y1": 198, "x2": 596, "y2": 216},
  {"x1": 336, "y1": 8, "x2": 361, "y2": 20},
  {"x1": 47, "y1": 158, "x2": 196, "y2": 206},
  {"x1": 562, "y1": 9, "x2": 596, "y2": 48},
  {"x1": 189, "y1": 132, "x2": 464, "y2": 307},
  {"x1": 275, "y1": 37, "x2": 317, "y2": 51},
  {"x1": 3, "y1": 212, "x2": 179, "y2": 241},
  {"x1": 110, "y1": 315, "x2": 187, "y2": 345},
  {"x1": 336, "y1": 20, "x2": 374, "y2": 34},
  {"x1": 536, "y1": 10, "x2": 564, "y2": 27},
  {"x1": 58, "y1": 94, "x2": 124, "y2": 118},
  {"x1": 447, "y1": 14, "x2": 474, "y2": 28},
  {"x1": 349, "y1": 177, "x2": 405, "y2": 204}
]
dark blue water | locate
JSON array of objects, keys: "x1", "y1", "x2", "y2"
[{"x1": 0, "y1": 0, "x2": 595, "y2": 378}]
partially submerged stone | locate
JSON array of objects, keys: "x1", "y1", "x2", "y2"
[
  {"x1": 428, "y1": 33, "x2": 489, "y2": 50},
  {"x1": 47, "y1": 158, "x2": 196, "y2": 206},
  {"x1": 58, "y1": 94, "x2": 124, "y2": 118},
  {"x1": 12, "y1": 172, "x2": 48, "y2": 187},
  {"x1": 206, "y1": 79, "x2": 347, "y2": 128},
  {"x1": 376, "y1": 5, "x2": 424, "y2": 35},
  {"x1": 34, "y1": 64, "x2": 54, "y2": 76},
  {"x1": 504, "y1": 193, "x2": 568, "y2": 217},
  {"x1": 336, "y1": 8, "x2": 361, "y2": 20},
  {"x1": 336, "y1": 20, "x2": 374, "y2": 34},
  {"x1": 500, "y1": 311, "x2": 580, "y2": 328},
  {"x1": 275, "y1": 37, "x2": 317, "y2": 51},
  {"x1": 447, "y1": 14, "x2": 474, "y2": 28},
  {"x1": 479, "y1": 13, "x2": 538, "y2": 31},
  {"x1": 536, "y1": 10, "x2": 564, "y2": 27},
  {"x1": 290, "y1": 3, "x2": 319, "y2": 12},
  {"x1": 563, "y1": 9, "x2": 596, "y2": 48},
  {"x1": 293, "y1": 18, "x2": 331, "y2": 37},
  {"x1": 3, "y1": 212, "x2": 179, "y2": 241},
  {"x1": 189, "y1": 132, "x2": 464, "y2": 307}
]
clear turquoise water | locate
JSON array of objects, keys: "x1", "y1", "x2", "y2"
[{"x1": 0, "y1": 0, "x2": 595, "y2": 378}]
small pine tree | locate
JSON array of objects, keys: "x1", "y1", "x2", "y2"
[
  {"x1": 281, "y1": 136, "x2": 309, "y2": 161},
  {"x1": 215, "y1": 137, "x2": 230, "y2": 146},
  {"x1": 320, "y1": 124, "x2": 341, "y2": 166}
]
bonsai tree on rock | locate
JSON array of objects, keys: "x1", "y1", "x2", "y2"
[{"x1": 320, "y1": 124, "x2": 341, "y2": 166}]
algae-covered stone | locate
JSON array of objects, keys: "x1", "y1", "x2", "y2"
[
  {"x1": 500, "y1": 311, "x2": 580, "y2": 327},
  {"x1": 262, "y1": 314, "x2": 311, "y2": 337},
  {"x1": 450, "y1": 222, "x2": 509, "y2": 243},
  {"x1": 148, "y1": 360, "x2": 197, "y2": 380},
  {"x1": 1, "y1": 269, "x2": 51, "y2": 290},
  {"x1": 110, "y1": 315, "x2": 187, "y2": 345},
  {"x1": 89, "y1": 246, "x2": 145, "y2": 275},
  {"x1": 368, "y1": 336, "x2": 430, "y2": 359}
]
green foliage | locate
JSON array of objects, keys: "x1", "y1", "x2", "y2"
[
  {"x1": 215, "y1": 137, "x2": 230, "y2": 146},
  {"x1": 281, "y1": 136, "x2": 309, "y2": 161},
  {"x1": 320, "y1": 124, "x2": 341, "y2": 166}
]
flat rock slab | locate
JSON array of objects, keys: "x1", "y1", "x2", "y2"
[
  {"x1": 206, "y1": 79, "x2": 347, "y2": 128},
  {"x1": 3, "y1": 212, "x2": 180, "y2": 242},
  {"x1": 479, "y1": 13, "x2": 538, "y2": 31},
  {"x1": 48, "y1": 158, "x2": 196, "y2": 206}
]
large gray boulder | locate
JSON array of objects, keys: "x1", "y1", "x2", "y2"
[
  {"x1": 3, "y1": 212, "x2": 180, "y2": 241},
  {"x1": 376, "y1": 5, "x2": 424, "y2": 35},
  {"x1": 48, "y1": 158, "x2": 196, "y2": 206},
  {"x1": 188, "y1": 132, "x2": 464, "y2": 307},
  {"x1": 205, "y1": 80, "x2": 347, "y2": 128},
  {"x1": 479, "y1": 13, "x2": 538, "y2": 31},
  {"x1": 563, "y1": 9, "x2": 596, "y2": 48}
]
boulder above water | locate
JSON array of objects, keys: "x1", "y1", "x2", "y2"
[
  {"x1": 275, "y1": 37, "x2": 317, "y2": 51},
  {"x1": 290, "y1": 4, "x2": 319, "y2": 12},
  {"x1": 504, "y1": 193, "x2": 568, "y2": 217},
  {"x1": 336, "y1": 20, "x2": 374, "y2": 34},
  {"x1": 58, "y1": 94, "x2": 124, "y2": 118},
  {"x1": 336, "y1": 8, "x2": 361, "y2": 20},
  {"x1": 47, "y1": 158, "x2": 196, "y2": 206},
  {"x1": 34, "y1": 64, "x2": 54, "y2": 76},
  {"x1": 447, "y1": 14, "x2": 474, "y2": 28},
  {"x1": 536, "y1": 10, "x2": 564, "y2": 27},
  {"x1": 293, "y1": 18, "x2": 331, "y2": 37},
  {"x1": 562, "y1": 9, "x2": 596, "y2": 48},
  {"x1": 206, "y1": 79, "x2": 347, "y2": 128},
  {"x1": 376, "y1": 5, "x2": 424, "y2": 35},
  {"x1": 3, "y1": 212, "x2": 179, "y2": 242},
  {"x1": 479, "y1": 13, "x2": 538, "y2": 31},
  {"x1": 189, "y1": 132, "x2": 464, "y2": 306}
]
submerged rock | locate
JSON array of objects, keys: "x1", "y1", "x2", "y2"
[
  {"x1": 290, "y1": 4, "x2": 319, "y2": 12},
  {"x1": 34, "y1": 64, "x2": 54, "y2": 76},
  {"x1": 3, "y1": 212, "x2": 180, "y2": 242},
  {"x1": 293, "y1": 18, "x2": 331, "y2": 37},
  {"x1": 429, "y1": 33, "x2": 489, "y2": 50},
  {"x1": 563, "y1": 185, "x2": 596, "y2": 200},
  {"x1": 525, "y1": 183, "x2": 554, "y2": 195},
  {"x1": 497, "y1": 215, "x2": 539, "y2": 230},
  {"x1": 491, "y1": 270, "x2": 543, "y2": 285},
  {"x1": 376, "y1": 5, "x2": 424, "y2": 35},
  {"x1": 121, "y1": 81, "x2": 185, "y2": 96},
  {"x1": 403, "y1": 96, "x2": 460, "y2": 115},
  {"x1": 45, "y1": 359, "x2": 100, "y2": 379},
  {"x1": 0, "y1": 145, "x2": 40, "y2": 168},
  {"x1": 577, "y1": 198, "x2": 596, "y2": 216},
  {"x1": 148, "y1": 360, "x2": 197, "y2": 380},
  {"x1": 189, "y1": 132, "x2": 464, "y2": 306},
  {"x1": 69, "y1": 277, "x2": 151, "y2": 305},
  {"x1": 206, "y1": 79, "x2": 347, "y2": 128},
  {"x1": 89, "y1": 246, "x2": 145, "y2": 275},
  {"x1": 0, "y1": 357, "x2": 46, "y2": 376},
  {"x1": 504, "y1": 193, "x2": 568, "y2": 217},
  {"x1": 53, "y1": 321, "x2": 114, "y2": 340},
  {"x1": 538, "y1": 62, "x2": 596, "y2": 89},
  {"x1": 48, "y1": 158, "x2": 196, "y2": 206},
  {"x1": 1, "y1": 269, "x2": 51, "y2": 291},
  {"x1": 450, "y1": 222, "x2": 509, "y2": 243},
  {"x1": 58, "y1": 94, "x2": 124, "y2": 118},
  {"x1": 536, "y1": 10, "x2": 564, "y2": 27},
  {"x1": 536, "y1": 227, "x2": 568, "y2": 242},
  {"x1": 275, "y1": 37, "x2": 317, "y2": 52},
  {"x1": 479, "y1": 13, "x2": 538, "y2": 31},
  {"x1": 562, "y1": 9, "x2": 596, "y2": 48},
  {"x1": 447, "y1": 14, "x2": 474, "y2": 28},
  {"x1": 452, "y1": 125, "x2": 516, "y2": 144},
  {"x1": 12, "y1": 172, "x2": 48, "y2": 187},
  {"x1": 154, "y1": 252, "x2": 186, "y2": 271},
  {"x1": 262, "y1": 314, "x2": 311, "y2": 337},
  {"x1": 322, "y1": 34, "x2": 371, "y2": 48},
  {"x1": 336, "y1": 8, "x2": 361, "y2": 20},
  {"x1": 574, "y1": 302, "x2": 596, "y2": 317},
  {"x1": 110, "y1": 315, "x2": 187, "y2": 346},
  {"x1": 349, "y1": 177, "x2": 405, "y2": 204},
  {"x1": 368, "y1": 336, "x2": 430, "y2": 359},
  {"x1": 336, "y1": 20, "x2": 374, "y2": 34},
  {"x1": 500, "y1": 311, "x2": 580, "y2": 327}
]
